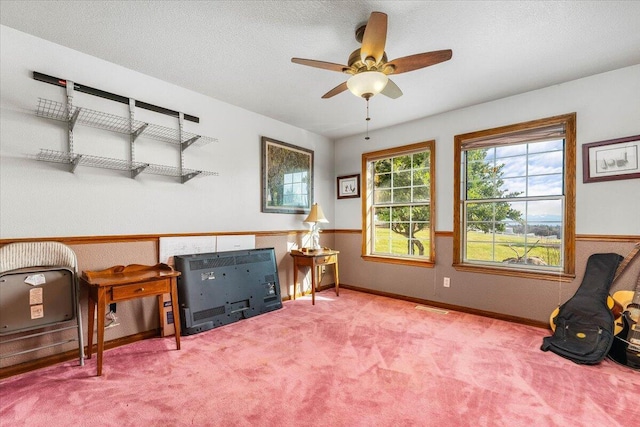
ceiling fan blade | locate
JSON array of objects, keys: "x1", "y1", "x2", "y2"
[
  {"x1": 291, "y1": 58, "x2": 349, "y2": 73},
  {"x1": 322, "y1": 81, "x2": 349, "y2": 99},
  {"x1": 360, "y1": 12, "x2": 387, "y2": 64},
  {"x1": 381, "y1": 79, "x2": 402, "y2": 99},
  {"x1": 386, "y1": 49, "x2": 453, "y2": 74}
]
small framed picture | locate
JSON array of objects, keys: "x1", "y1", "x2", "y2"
[
  {"x1": 337, "y1": 174, "x2": 360, "y2": 199},
  {"x1": 582, "y1": 135, "x2": 640, "y2": 183}
]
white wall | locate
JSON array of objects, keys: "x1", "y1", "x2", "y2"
[
  {"x1": 0, "y1": 26, "x2": 335, "y2": 238},
  {"x1": 334, "y1": 65, "x2": 640, "y2": 235}
]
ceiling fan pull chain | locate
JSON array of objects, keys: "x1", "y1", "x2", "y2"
[{"x1": 365, "y1": 98, "x2": 371, "y2": 140}]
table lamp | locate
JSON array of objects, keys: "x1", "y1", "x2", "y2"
[{"x1": 304, "y1": 203, "x2": 329, "y2": 251}]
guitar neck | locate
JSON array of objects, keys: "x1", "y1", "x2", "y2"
[
  {"x1": 614, "y1": 242, "x2": 640, "y2": 282},
  {"x1": 631, "y1": 271, "x2": 640, "y2": 309}
]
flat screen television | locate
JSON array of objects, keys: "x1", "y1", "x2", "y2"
[{"x1": 174, "y1": 248, "x2": 282, "y2": 335}]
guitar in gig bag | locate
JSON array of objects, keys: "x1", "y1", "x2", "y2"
[{"x1": 608, "y1": 270, "x2": 640, "y2": 369}]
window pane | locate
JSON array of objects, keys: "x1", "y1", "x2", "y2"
[
  {"x1": 528, "y1": 151, "x2": 563, "y2": 175},
  {"x1": 393, "y1": 188, "x2": 411, "y2": 203},
  {"x1": 497, "y1": 177, "x2": 527, "y2": 198},
  {"x1": 375, "y1": 172, "x2": 391, "y2": 188},
  {"x1": 528, "y1": 174, "x2": 563, "y2": 196},
  {"x1": 413, "y1": 151, "x2": 430, "y2": 167},
  {"x1": 525, "y1": 199, "x2": 562, "y2": 224},
  {"x1": 374, "y1": 207, "x2": 390, "y2": 225},
  {"x1": 412, "y1": 234, "x2": 431, "y2": 257},
  {"x1": 412, "y1": 168, "x2": 430, "y2": 186},
  {"x1": 391, "y1": 206, "x2": 410, "y2": 221},
  {"x1": 497, "y1": 155, "x2": 526, "y2": 178},
  {"x1": 467, "y1": 178, "x2": 497, "y2": 200},
  {"x1": 413, "y1": 186, "x2": 430, "y2": 202},
  {"x1": 393, "y1": 170, "x2": 411, "y2": 187},
  {"x1": 465, "y1": 239, "x2": 499, "y2": 262},
  {"x1": 411, "y1": 206, "x2": 430, "y2": 222},
  {"x1": 390, "y1": 233, "x2": 409, "y2": 256},
  {"x1": 393, "y1": 155, "x2": 412, "y2": 171},
  {"x1": 373, "y1": 223, "x2": 391, "y2": 253},
  {"x1": 375, "y1": 159, "x2": 391, "y2": 173},
  {"x1": 374, "y1": 189, "x2": 391, "y2": 203}
]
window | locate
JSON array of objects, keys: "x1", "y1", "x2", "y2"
[
  {"x1": 362, "y1": 141, "x2": 435, "y2": 266},
  {"x1": 453, "y1": 114, "x2": 576, "y2": 280}
]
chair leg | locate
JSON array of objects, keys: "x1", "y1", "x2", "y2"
[{"x1": 75, "y1": 283, "x2": 85, "y2": 366}]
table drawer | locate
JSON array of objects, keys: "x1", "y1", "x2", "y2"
[
  {"x1": 318, "y1": 255, "x2": 337, "y2": 265},
  {"x1": 111, "y1": 279, "x2": 170, "y2": 301}
]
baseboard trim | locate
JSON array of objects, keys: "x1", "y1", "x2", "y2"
[
  {"x1": 338, "y1": 283, "x2": 549, "y2": 329},
  {"x1": 0, "y1": 329, "x2": 158, "y2": 379}
]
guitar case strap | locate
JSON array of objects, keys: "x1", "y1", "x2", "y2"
[{"x1": 541, "y1": 253, "x2": 623, "y2": 364}]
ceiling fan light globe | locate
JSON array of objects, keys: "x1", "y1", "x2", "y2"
[{"x1": 347, "y1": 71, "x2": 388, "y2": 98}]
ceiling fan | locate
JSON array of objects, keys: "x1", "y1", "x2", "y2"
[{"x1": 291, "y1": 11, "x2": 452, "y2": 100}]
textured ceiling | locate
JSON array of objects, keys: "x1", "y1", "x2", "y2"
[{"x1": 2, "y1": 1, "x2": 640, "y2": 139}]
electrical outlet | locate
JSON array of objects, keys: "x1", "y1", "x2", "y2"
[{"x1": 443, "y1": 277, "x2": 450, "y2": 288}]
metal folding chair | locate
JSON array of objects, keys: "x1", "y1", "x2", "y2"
[{"x1": 0, "y1": 241, "x2": 84, "y2": 366}]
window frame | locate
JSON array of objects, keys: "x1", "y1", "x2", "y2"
[
  {"x1": 453, "y1": 114, "x2": 576, "y2": 281},
  {"x1": 361, "y1": 141, "x2": 436, "y2": 267}
]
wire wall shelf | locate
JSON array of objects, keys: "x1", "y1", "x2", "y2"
[
  {"x1": 36, "y1": 98, "x2": 217, "y2": 147},
  {"x1": 33, "y1": 91, "x2": 219, "y2": 183},
  {"x1": 35, "y1": 149, "x2": 218, "y2": 182}
]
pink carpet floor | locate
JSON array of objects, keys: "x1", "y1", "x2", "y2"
[{"x1": 1, "y1": 289, "x2": 638, "y2": 426}]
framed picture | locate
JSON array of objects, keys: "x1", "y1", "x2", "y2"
[
  {"x1": 582, "y1": 135, "x2": 640, "y2": 183},
  {"x1": 261, "y1": 136, "x2": 313, "y2": 214},
  {"x1": 337, "y1": 174, "x2": 360, "y2": 199}
]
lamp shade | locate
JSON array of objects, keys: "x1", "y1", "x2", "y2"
[
  {"x1": 347, "y1": 71, "x2": 389, "y2": 99},
  {"x1": 304, "y1": 203, "x2": 329, "y2": 224}
]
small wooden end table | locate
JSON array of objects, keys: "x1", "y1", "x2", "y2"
[
  {"x1": 290, "y1": 249, "x2": 339, "y2": 305},
  {"x1": 81, "y1": 263, "x2": 181, "y2": 376}
]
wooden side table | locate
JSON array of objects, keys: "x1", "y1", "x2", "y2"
[
  {"x1": 290, "y1": 249, "x2": 339, "y2": 305},
  {"x1": 81, "y1": 263, "x2": 181, "y2": 376}
]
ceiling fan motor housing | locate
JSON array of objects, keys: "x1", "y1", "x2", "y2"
[{"x1": 347, "y1": 49, "x2": 392, "y2": 74}]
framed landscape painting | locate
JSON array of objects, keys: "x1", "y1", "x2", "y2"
[{"x1": 261, "y1": 136, "x2": 313, "y2": 214}]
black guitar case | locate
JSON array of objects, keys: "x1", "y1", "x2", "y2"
[{"x1": 541, "y1": 253, "x2": 623, "y2": 364}]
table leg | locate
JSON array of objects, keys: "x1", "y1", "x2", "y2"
[
  {"x1": 96, "y1": 287, "x2": 106, "y2": 376},
  {"x1": 87, "y1": 290, "x2": 95, "y2": 359},
  {"x1": 293, "y1": 261, "x2": 298, "y2": 300},
  {"x1": 170, "y1": 279, "x2": 181, "y2": 350},
  {"x1": 311, "y1": 262, "x2": 317, "y2": 305},
  {"x1": 157, "y1": 294, "x2": 165, "y2": 335},
  {"x1": 334, "y1": 260, "x2": 340, "y2": 297}
]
